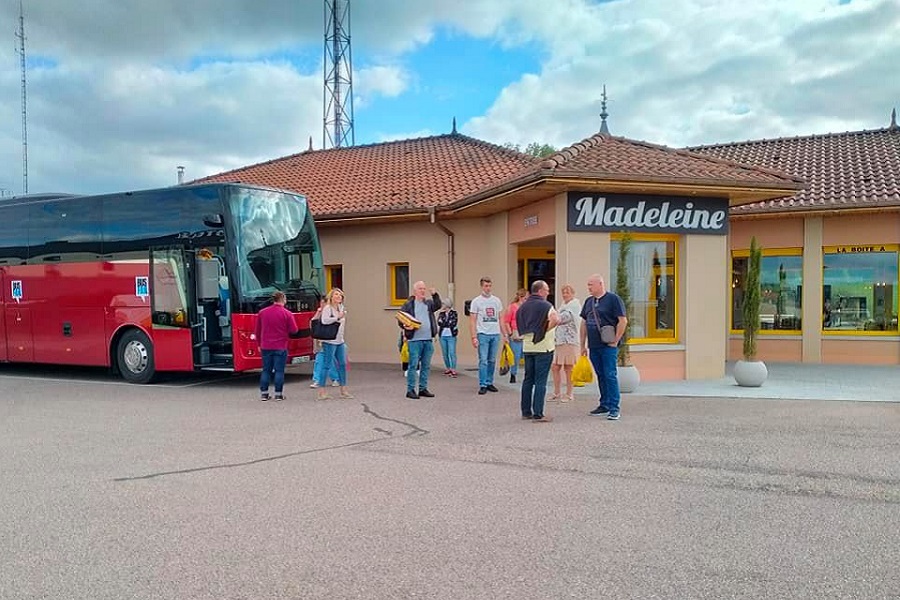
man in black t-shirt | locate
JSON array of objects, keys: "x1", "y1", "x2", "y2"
[{"x1": 580, "y1": 274, "x2": 627, "y2": 420}]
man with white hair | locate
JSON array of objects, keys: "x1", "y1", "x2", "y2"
[
  {"x1": 399, "y1": 281, "x2": 441, "y2": 399},
  {"x1": 580, "y1": 273, "x2": 627, "y2": 420}
]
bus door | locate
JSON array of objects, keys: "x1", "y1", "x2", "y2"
[
  {"x1": 148, "y1": 246, "x2": 197, "y2": 371},
  {"x1": 3, "y1": 274, "x2": 33, "y2": 362}
]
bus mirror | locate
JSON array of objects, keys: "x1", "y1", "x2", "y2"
[{"x1": 203, "y1": 213, "x2": 225, "y2": 228}]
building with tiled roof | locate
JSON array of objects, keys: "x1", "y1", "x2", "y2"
[
  {"x1": 196, "y1": 113, "x2": 897, "y2": 383},
  {"x1": 197, "y1": 133, "x2": 538, "y2": 222},
  {"x1": 689, "y1": 114, "x2": 900, "y2": 215},
  {"x1": 687, "y1": 112, "x2": 900, "y2": 368}
]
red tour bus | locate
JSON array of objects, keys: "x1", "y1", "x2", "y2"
[{"x1": 0, "y1": 183, "x2": 323, "y2": 383}]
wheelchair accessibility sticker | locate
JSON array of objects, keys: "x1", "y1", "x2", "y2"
[
  {"x1": 11, "y1": 280, "x2": 23, "y2": 302},
  {"x1": 135, "y1": 276, "x2": 149, "y2": 301}
]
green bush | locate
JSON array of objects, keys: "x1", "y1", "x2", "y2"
[
  {"x1": 616, "y1": 233, "x2": 633, "y2": 367},
  {"x1": 742, "y1": 237, "x2": 762, "y2": 360}
]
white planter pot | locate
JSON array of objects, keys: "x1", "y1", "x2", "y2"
[
  {"x1": 617, "y1": 365, "x2": 640, "y2": 393},
  {"x1": 733, "y1": 360, "x2": 768, "y2": 387}
]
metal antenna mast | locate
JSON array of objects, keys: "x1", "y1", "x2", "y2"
[
  {"x1": 16, "y1": 0, "x2": 28, "y2": 193},
  {"x1": 323, "y1": 0, "x2": 355, "y2": 149}
]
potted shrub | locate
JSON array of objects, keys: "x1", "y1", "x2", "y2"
[
  {"x1": 733, "y1": 236, "x2": 768, "y2": 387},
  {"x1": 615, "y1": 232, "x2": 640, "y2": 392}
]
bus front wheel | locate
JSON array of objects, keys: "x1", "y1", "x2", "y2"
[{"x1": 117, "y1": 330, "x2": 156, "y2": 384}]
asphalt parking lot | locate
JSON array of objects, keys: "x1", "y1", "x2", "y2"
[{"x1": 1, "y1": 362, "x2": 899, "y2": 600}]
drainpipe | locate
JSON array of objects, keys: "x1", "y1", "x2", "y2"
[{"x1": 429, "y1": 207, "x2": 455, "y2": 301}]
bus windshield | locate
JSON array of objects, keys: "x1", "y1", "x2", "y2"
[{"x1": 228, "y1": 187, "x2": 323, "y2": 311}]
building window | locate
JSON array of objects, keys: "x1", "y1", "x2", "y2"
[
  {"x1": 611, "y1": 235, "x2": 677, "y2": 342},
  {"x1": 325, "y1": 264, "x2": 343, "y2": 291},
  {"x1": 732, "y1": 249, "x2": 803, "y2": 332},
  {"x1": 389, "y1": 263, "x2": 410, "y2": 306},
  {"x1": 823, "y1": 245, "x2": 898, "y2": 333}
]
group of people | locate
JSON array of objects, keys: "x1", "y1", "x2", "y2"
[
  {"x1": 397, "y1": 273, "x2": 627, "y2": 422},
  {"x1": 255, "y1": 273, "x2": 628, "y2": 423},
  {"x1": 255, "y1": 288, "x2": 352, "y2": 401}
]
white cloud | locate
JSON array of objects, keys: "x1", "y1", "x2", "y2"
[
  {"x1": 0, "y1": 0, "x2": 896, "y2": 194},
  {"x1": 466, "y1": 0, "x2": 900, "y2": 148},
  {"x1": 355, "y1": 65, "x2": 411, "y2": 107}
]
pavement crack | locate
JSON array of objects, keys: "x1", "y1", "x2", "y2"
[
  {"x1": 114, "y1": 403, "x2": 428, "y2": 482},
  {"x1": 361, "y1": 402, "x2": 429, "y2": 438}
]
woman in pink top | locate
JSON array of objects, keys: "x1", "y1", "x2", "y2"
[{"x1": 501, "y1": 288, "x2": 527, "y2": 383}]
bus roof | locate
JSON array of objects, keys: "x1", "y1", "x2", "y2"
[{"x1": 0, "y1": 183, "x2": 306, "y2": 205}]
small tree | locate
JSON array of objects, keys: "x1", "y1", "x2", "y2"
[
  {"x1": 742, "y1": 237, "x2": 762, "y2": 361},
  {"x1": 615, "y1": 232, "x2": 633, "y2": 367}
]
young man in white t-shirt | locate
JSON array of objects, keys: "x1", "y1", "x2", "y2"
[{"x1": 468, "y1": 276, "x2": 507, "y2": 395}]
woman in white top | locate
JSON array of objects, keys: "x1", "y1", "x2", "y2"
[
  {"x1": 316, "y1": 288, "x2": 353, "y2": 400},
  {"x1": 550, "y1": 284, "x2": 582, "y2": 402}
]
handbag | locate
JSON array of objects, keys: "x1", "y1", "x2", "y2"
[
  {"x1": 590, "y1": 298, "x2": 617, "y2": 344},
  {"x1": 498, "y1": 342, "x2": 513, "y2": 375},
  {"x1": 310, "y1": 317, "x2": 340, "y2": 341}
]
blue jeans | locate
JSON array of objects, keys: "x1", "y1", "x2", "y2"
[
  {"x1": 477, "y1": 333, "x2": 501, "y2": 387},
  {"x1": 589, "y1": 345, "x2": 620, "y2": 413},
  {"x1": 260, "y1": 349, "x2": 288, "y2": 394},
  {"x1": 315, "y1": 343, "x2": 347, "y2": 386},
  {"x1": 313, "y1": 349, "x2": 340, "y2": 384},
  {"x1": 508, "y1": 339, "x2": 523, "y2": 376},
  {"x1": 521, "y1": 352, "x2": 554, "y2": 418},
  {"x1": 406, "y1": 339, "x2": 434, "y2": 392},
  {"x1": 439, "y1": 335, "x2": 457, "y2": 370}
]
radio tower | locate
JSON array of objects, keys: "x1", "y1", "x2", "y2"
[
  {"x1": 16, "y1": 0, "x2": 28, "y2": 193},
  {"x1": 323, "y1": 0, "x2": 355, "y2": 149}
]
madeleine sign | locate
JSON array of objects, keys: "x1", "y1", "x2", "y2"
[{"x1": 567, "y1": 193, "x2": 729, "y2": 235}]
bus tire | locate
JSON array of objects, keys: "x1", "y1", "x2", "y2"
[{"x1": 116, "y1": 329, "x2": 156, "y2": 384}]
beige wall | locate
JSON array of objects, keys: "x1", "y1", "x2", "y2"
[
  {"x1": 731, "y1": 217, "x2": 803, "y2": 249},
  {"x1": 823, "y1": 213, "x2": 900, "y2": 245},
  {"x1": 508, "y1": 196, "x2": 556, "y2": 244},
  {"x1": 319, "y1": 215, "x2": 511, "y2": 366},
  {"x1": 683, "y1": 234, "x2": 728, "y2": 378},
  {"x1": 823, "y1": 339, "x2": 900, "y2": 365}
]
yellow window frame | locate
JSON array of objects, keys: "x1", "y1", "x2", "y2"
[
  {"x1": 388, "y1": 262, "x2": 410, "y2": 306},
  {"x1": 822, "y1": 244, "x2": 899, "y2": 336},
  {"x1": 325, "y1": 264, "x2": 342, "y2": 292},
  {"x1": 730, "y1": 247, "x2": 803, "y2": 335},
  {"x1": 611, "y1": 233, "x2": 678, "y2": 344}
]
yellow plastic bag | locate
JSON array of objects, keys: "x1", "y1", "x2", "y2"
[
  {"x1": 498, "y1": 342, "x2": 514, "y2": 375},
  {"x1": 400, "y1": 340, "x2": 409, "y2": 363},
  {"x1": 572, "y1": 355, "x2": 594, "y2": 387}
]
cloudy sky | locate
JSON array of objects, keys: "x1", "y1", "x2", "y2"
[{"x1": 0, "y1": 0, "x2": 897, "y2": 196}]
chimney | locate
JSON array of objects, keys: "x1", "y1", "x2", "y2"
[{"x1": 176, "y1": 165, "x2": 185, "y2": 185}]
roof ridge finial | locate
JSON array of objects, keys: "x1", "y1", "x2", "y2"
[
  {"x1": 891, "y1": 107, "x2": 898, "y2": 130},
  {"x1": 308, "y1": 136, "x2": 314, "y2": 151},
  {"x1": 451, "y1": 116, "x2": 458, "y2": 135},
  {"x1": 599, "y1": 85, "x2": 610, "y2": 135}
]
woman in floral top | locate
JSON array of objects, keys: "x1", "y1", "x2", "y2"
[{"x1": 550, "y1": 284, "x2": 582, "y2": 402}]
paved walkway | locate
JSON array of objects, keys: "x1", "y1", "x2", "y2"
[{"x1": 491, "y1": 362, "x2": 900, "y2": 403}]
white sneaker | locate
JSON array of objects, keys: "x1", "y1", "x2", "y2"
[
  {"x1": 310, "y1": 382, "x2": 318, "y2": 388},
  {"x1": 331, "y1": 381, "x2": 340, "y2": 387}
]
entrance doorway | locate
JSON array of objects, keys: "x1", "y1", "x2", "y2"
[{"x1": 517, "y1": 245, "x2": 555, "y2": 304}]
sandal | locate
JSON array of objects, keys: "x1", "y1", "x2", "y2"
[
  {"x1": 561, "y1": 394, "x2": 573, "y2": 403},
  {"x1": 339, "y1": 391, "x2": 354, "y2": 399},
  {"x1": 548, "y1": 393, "x2": 561, "y2": 402},
  {"x1": 316, "y1": 393, "x2": 330, "y2": 401}
]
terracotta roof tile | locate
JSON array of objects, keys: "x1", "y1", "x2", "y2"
[
  {"x1": 688, "y1": 126, "x2": 900, "y2": 214},
  {"x1": 533, "y1": 133, "x2": 804, "y2": 187},
  {"x1": 194, "y1": 134, "x2": 537, "y2": 218}
]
